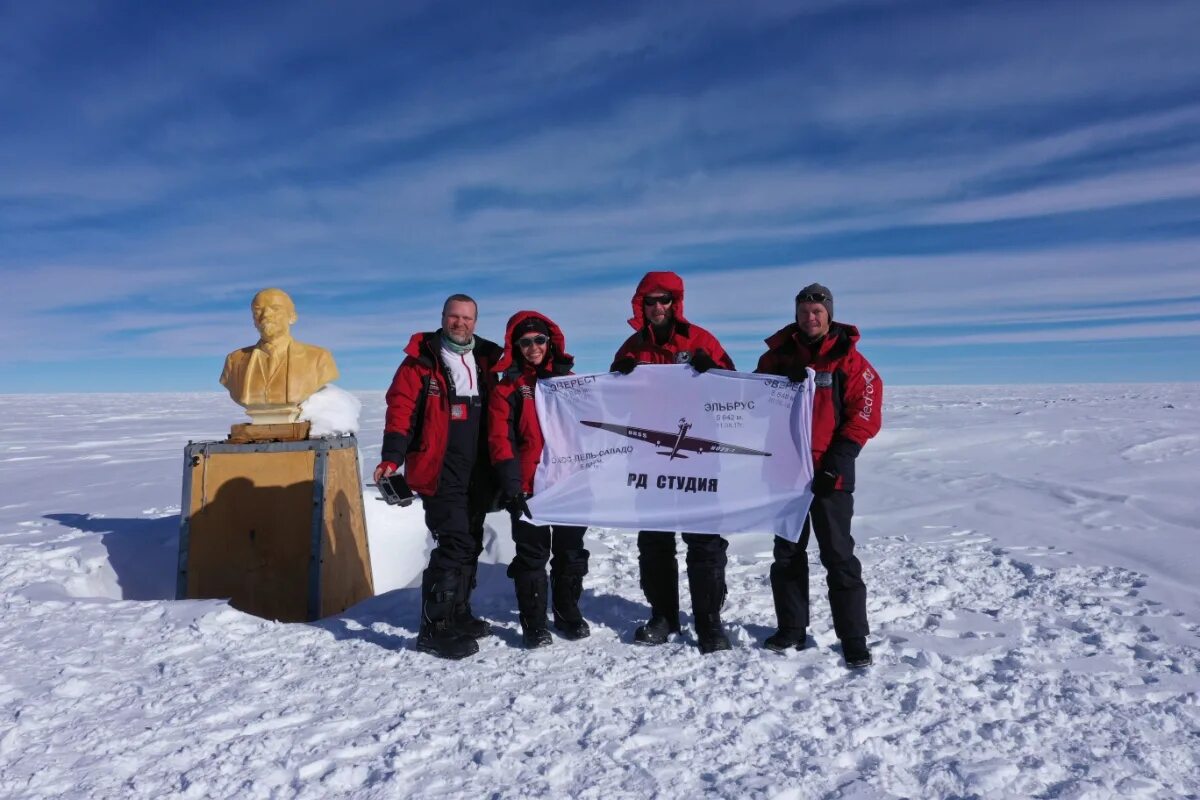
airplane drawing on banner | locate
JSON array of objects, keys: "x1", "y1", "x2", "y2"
[{"x1": 581, "y1": 417, "x2": 771, "y2": 460}]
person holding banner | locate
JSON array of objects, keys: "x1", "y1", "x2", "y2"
[
  {"x1": 611, "y1": 271, "x2": 737, "y2": 654},
  {"x1": 756, "y1": 283, "x2": 882, "y2": 669},
  {"x1": 488, "y1": 311, "x2": 591, "y2": 649},
  {"x1": 375, "y1": 294, "x2": 504, "y2": 660}
]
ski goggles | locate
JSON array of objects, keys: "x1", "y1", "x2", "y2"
[
  {"x1": 516, "y1": 334, "x2": 549, "y2": 348},
  {"x1": 796, "y1": 292, "x2": 830, "y2": 304},
  {"x1": 643, "y1": 294, "x2": 674, "y2": 307}
]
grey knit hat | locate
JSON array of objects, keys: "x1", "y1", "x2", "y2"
[{"x1": 795, "y1": 283, "x2": 833, "y2": 319}]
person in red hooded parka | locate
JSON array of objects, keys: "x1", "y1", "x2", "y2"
[
  {"x1": 611, "y1": 271, "x2": 736, "y2": 654},
  {"x1": 755, "y1": 283, "x2": 882, "y2": 669},
  {"x1": 488, "y1": 311, "x2": 590, "y2": 648}
]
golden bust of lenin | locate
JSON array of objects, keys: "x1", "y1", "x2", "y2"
[{"x1": 220, "y1": 288, "x2": 338, "y2": 423}]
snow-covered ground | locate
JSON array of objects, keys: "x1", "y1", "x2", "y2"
[{"x1": 1, "y1": 386, "x2": 1197, "y2": 799}]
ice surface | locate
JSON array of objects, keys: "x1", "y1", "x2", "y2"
[{"x1": 0, "y1": 385, "x2": 1197, "y2": 798}]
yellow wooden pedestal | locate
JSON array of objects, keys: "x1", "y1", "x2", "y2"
[{"x1": 176, "y1": 435, "x2": 374, "y2": 622}]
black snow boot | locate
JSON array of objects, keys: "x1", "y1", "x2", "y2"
[
  {"x1": 688, "y1": 566, "x2": 730, "y2": 654},
  {"x1": 695, "y1": 613, "x2": 732, "y2": 654},
  {"x1": 551, "y1": 571, "x2": 591, "y2": 640},
  {"x1": 513, "y1": 571, "x2": 553, "y2": 649},
  {"x1": 842, "y1": 636, "x2": 872, "y2": 669},
  {"x1": 454, "y1": 561, "x2": 492, "y2": 639},
  {"x1": 763, "y1": 628, "x2": 807, "y2": 653},
  {"x1": 634, "y1": 613, "x2": 680, "y2": 645},
  {"x1": 416, "y1": 569, "x2": 480, "y2": 660},
  {"x1": 634, "y1": 557, "x2": 680, "y2": 645}
]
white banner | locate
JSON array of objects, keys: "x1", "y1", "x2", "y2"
[{"x1": 527, "y1": 365, "x2": 814, "y2": 541}]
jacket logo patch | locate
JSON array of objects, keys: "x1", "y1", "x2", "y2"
[
  {"x1": 450, "y1": 403, "x2": 467, "y2": 420},
  {"x1": 519, "y1": 386, "x2": 534, "y2": 399},
  {"x1": 814, "y1": 371, "x2": 834, "y2": 388},
  {"x1": 427, "y1": 379, "x2": 442, "y2": 397},
  {"x1": 860, "y1": 368, "x2": 876, "y2": 421},
  {"x1": 675, "y1": 352, "x2": 692, "y2": 364}
]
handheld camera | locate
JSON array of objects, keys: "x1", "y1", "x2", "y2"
[{"x1": 377, "y1": 473, "x2": 415, "y2": 507}]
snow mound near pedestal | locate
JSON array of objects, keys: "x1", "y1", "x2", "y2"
[
  {"x1": 299, "y1": 384, "x2": 361, "y2": 436},
  {"x1": 363, "y1": 490, "x2": 515, "y2": 592}
]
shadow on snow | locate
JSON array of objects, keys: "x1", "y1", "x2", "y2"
[
  {"x1": 40, "y1": 512, "x2": 669, "y2": 652},
  {"x1": 44, "y1": 512, "x2": 180, "y2": 601}
]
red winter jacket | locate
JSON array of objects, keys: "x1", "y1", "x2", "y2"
[
  {"x1": 610, "y1": 271, "x2": 735, "y2": 370},
  {"x1": 756, "y1": 322, "x2": 882, "y2": 492},
  {"x1": 381, "y1": 330, "x2": 503, "y2": 496},
  {"x1": 488, "y1": 311, "x2": 574, "y2": 496}
]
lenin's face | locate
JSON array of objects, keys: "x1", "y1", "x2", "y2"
[{"x1": 252, "y1": 290, "x2": 297, "y2": 341}]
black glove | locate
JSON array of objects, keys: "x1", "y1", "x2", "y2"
[
  {"x1": 690, "y1": 350, "x2": 716, "y2": 373},
  {"x1": 505, "y1": 493, "x2": 533, "y2": 520},
  {"x1": 811, "y1": 469, "x2": 839, "y2": 497},
  {"x1": 612, "y1": 356, "x2": 638, "y2": 375},
  {"x1": 786, "y1": 366, "x2": 809, "y2": 384},
  {"x1": 823, "y1": 438, "x2": 861, "y2": 483},
  {"x1": 813, "y1": 439, "x2": 861, "y2": 496}
]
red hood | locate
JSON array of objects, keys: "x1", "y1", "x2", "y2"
[
  {"x1": 765, "y1": 321, "x2": 861, "y2": 355},
  {"x1": 494, "y1": 310, "x2": 572, "y2": 373},
  {"x1": 402, "y1": 331, "x2": 430, "y2": 360},
  {"x1": 628, "y1": 271, "x2": 688, "y2": 330}
]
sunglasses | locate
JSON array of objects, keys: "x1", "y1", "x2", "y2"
[
  {"x1": 643, "y1": 295, "x2": 674, "y2": 307},
  {"x1": 517, "y1": 334, "x2": 549, "y2": 348},
  {"x1": 796, "y1": 292, "x2": 830, "y2": 304}
]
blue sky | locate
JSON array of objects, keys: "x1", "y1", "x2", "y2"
[{"x1": 3, "y1": 0, "x2": 1199, "y2": 392}]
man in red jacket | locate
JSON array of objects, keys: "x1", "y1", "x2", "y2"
[
  {"x1": 375, "y1": 294, "x2": 503, "y2": 659},
  {"x1": 611, "y1": 271, "x2": 736, "y2": 654},
  {"x1": 756, "y1": 283, "x2": 882, "y2": 668}
]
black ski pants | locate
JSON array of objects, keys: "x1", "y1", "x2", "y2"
[
  {"x1": 422, "y1": 394, "x2": 489, "y2": 577},
  {"x1": 507, "y1": 516, "x2": 589, "y2": 578},
  {"x1": 638, "y1": 531, "x2": 728, "y2": 570},
  {"x1": 637, "y1": 531, "x2": 728, "y2": 616},
  {"x1": 423, "y1": 486, "x2": 486, "y2": 575},
  {"x1": 771, "y1": 490, "x2": 868, "y2": 640}
]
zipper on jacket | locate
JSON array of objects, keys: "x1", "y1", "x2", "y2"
[{"x1": 460, "y1": 354, "x2": 474, "y2": 391}]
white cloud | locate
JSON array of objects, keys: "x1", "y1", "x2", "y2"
[
  {"x1": 883, "y1": 319, "x2": 1200, "y2": 346},
  {"x1": 925, "y1": 162, "x2": 1200, "y2": 224}
]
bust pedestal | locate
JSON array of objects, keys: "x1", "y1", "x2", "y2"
[
  {"x1": 228, "y1": 421, "x2": 311, "y2": 444},
  {"x1": 176, "y1": 435, "x2": 374, "y2": 622}
]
